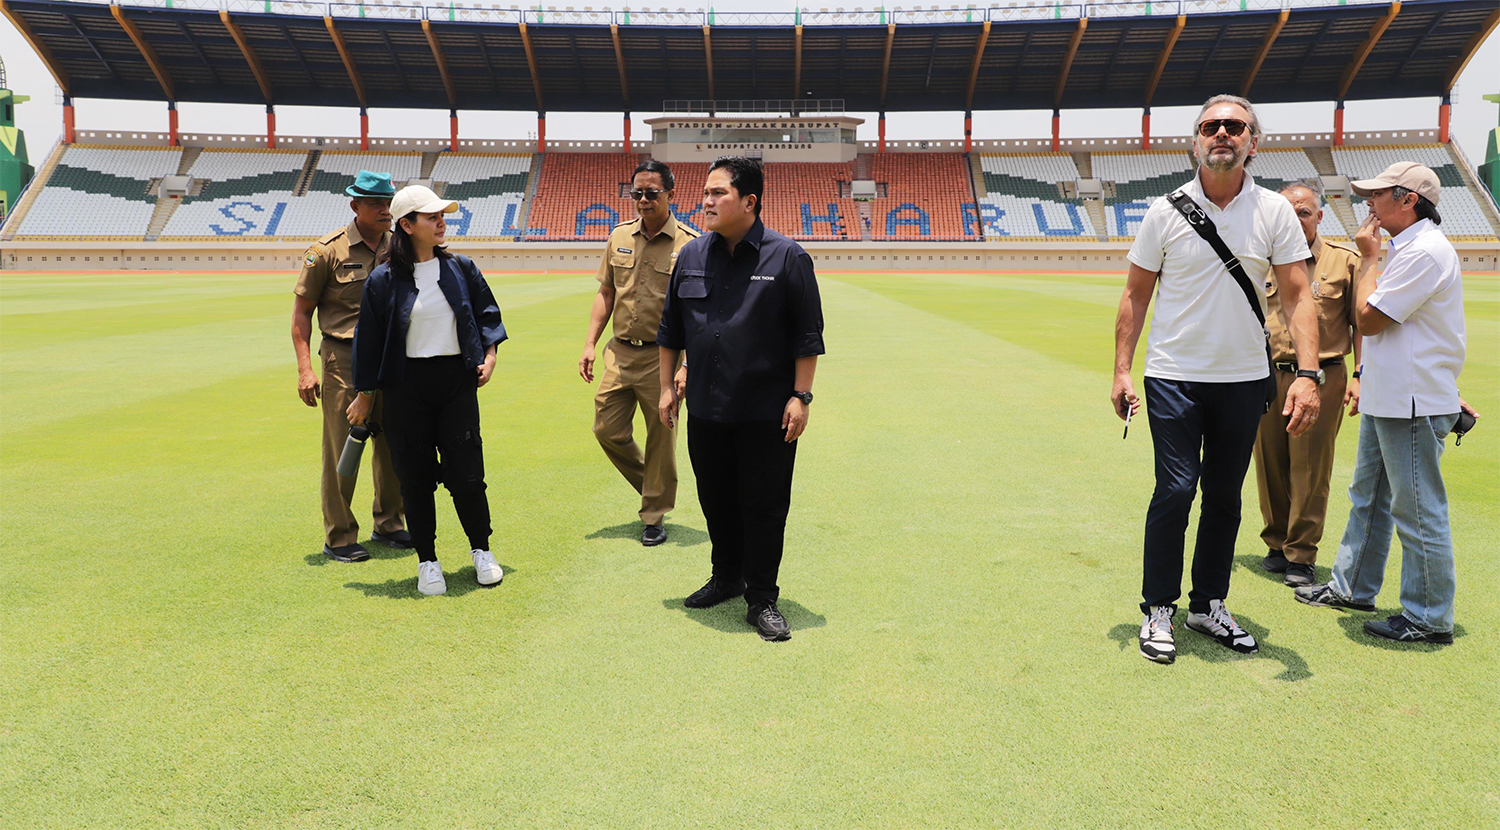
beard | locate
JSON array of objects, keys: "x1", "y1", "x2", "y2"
[{"x1": 1201, "y1": 141, "x2": 1246, "y2": 172}]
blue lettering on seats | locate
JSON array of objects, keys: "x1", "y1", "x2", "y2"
[
  {"x1": 447, "y1": 205, "x2": 473, "y2": 236},
  {"x1": 1033, "y1": 202, "x2": 1086, "y2": 236},
  {"x1": 885, "y1": 203, "x2": 930, "y2": 236},
  {"x1": 1112, "y1": 201, "x2": 1151, "y2": 236},
  {"x1": 801, "y1": 203, "x2": 841, "y2": 235},
  {"x1": 211, "y1": 201, "x2": 262, "y2": 236},
  {"x1": 576, "y1": 204, "x2": 619, "y2": 235},
  {"x1": 263, "y1": 202, "x2": 287, "y2": 236},
  {"x1": 670, "y1": 203, "x2": 704, "y2": 233}
]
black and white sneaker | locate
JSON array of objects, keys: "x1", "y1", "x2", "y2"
[
  {"x1": 1139, "y1": 605, "x2": 1177, "y2": 664},
  {"x1": 1294, "y1": 583, "x2": 1375, "y2": 612},
  {"x1": 1186, "y1": 600, "x2": 1258, "y2": 654}
]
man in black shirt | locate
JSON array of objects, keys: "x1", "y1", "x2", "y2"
[{"x1": 657, "y1": 156, "x2": 826, "y2": 642}]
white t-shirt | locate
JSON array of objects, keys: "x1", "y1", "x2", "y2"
[
  {"x1": 406, "y1": 258, "x2": 461, "y2": 358},
  {"x1": 1127, "y1": 172, "x2": 1310, "y2": 382},
  {"x1": 1359, "y1": 218, "x2": 1465, "y2": 418}
]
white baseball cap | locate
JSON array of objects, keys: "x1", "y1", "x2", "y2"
[{"x1": 389, "y1": 184, "x2": 458, "y2": 218}]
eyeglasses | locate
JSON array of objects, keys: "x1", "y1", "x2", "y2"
[
  {"x1": 1197, "y1": 119, "x2": 1249, "y2": 138},
  {"x1": 629, "y1": 188, "x2": 666, "y2": 201}
]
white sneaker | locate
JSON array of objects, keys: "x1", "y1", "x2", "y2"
[
  {"x1": 1186, "y1": 599, "x2": 1258, "y2": 654},
  {"x1": 472, "y1": 549, "x2": 503, "y2": 586},
  {"x1": 1139, "y1": 605, "x2": 1177, "y2": 664},
  {"x1": 417, "y1": 560, "x2": 447, "y2": 596}
]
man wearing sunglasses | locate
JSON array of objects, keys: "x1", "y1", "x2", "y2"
[
  {"x1": 580, "y1": 159, "x2": 699, "y2": 546},
  {"x1": 1112, "y1": 94, "x2": 1322, "y2": 665}
]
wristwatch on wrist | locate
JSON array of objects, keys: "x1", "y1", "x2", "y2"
[
  {"x1": 792, "y1": 391, "x2": 814, "y2": 405},
  {"x1": 1351, "y1": 369, "x2": 1362, "y2": 379},
  {"x1": 1295, "y1": 368, "x2": 1326, "y2": 386}
]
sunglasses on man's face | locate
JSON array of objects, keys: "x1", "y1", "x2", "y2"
[
  {"x1": 630, "y1": 188, "x2": 666, "y2": 201},
  {"x1": 1197, "y1": 119, "x2": 1249, "y2": 138}
]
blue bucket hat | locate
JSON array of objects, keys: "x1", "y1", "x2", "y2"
[{"x1": 346, "y1": 170, "x2": 396, "y2": 199}]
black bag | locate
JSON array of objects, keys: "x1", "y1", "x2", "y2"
[{"x1": 1166, "y1": 190, "x2": 1278, "y2": 412}]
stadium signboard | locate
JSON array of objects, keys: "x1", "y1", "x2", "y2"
[{"x1": 646, "y1": 116, "x2": 864, "y2": 163}]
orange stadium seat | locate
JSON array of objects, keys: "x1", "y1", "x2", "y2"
[
  {"x1": 527, "y1": 153, "x2": 650, "y2": 240},
  {"x1": 869, "y1": 153, "x2": 974, "y2": 241}
]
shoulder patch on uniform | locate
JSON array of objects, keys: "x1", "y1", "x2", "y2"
[{"x1": 304, "y1": 249, "x2": 319, "y2": 268}]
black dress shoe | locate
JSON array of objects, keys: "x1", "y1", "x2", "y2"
[
  {"x1": 323, "y1": 543, "x2": 370, "y2": 563},
  {"x1": 1261, "y1": 550, "x2": 1289, "y2": 573},
  {"x1": 1283, "y1": 562, "x2": 1316, "y2": 587},
  {"x1": 683, "y1": 576, "x2": 744, "y2": 609},
  {"x1": 371, "y1": 529, "x2": 414, "y2": 549},
  {"x1": 747, "y1": 601, "x2": 791, "y2": 642},
  {"x1": 641, "y1": 524, "x2": 667, "y2": 547}
]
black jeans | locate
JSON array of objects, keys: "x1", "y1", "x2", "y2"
[
  {"x1": 687, "y1": 416, "x2": 798, "y2": 606},
  {"x1": 382, "y1": 355, "x2": 490, "y2": 562},
  {"x1": 1141, "y1": 377, "x2": 1266, "y2": 614}
]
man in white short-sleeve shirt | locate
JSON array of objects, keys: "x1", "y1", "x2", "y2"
[
  {"x1": 1112, "y1": 94, "x2": 1323, "y2": 665},
  {"x1": 1295, "y1": 161, "x2": 1474, "y2": 645}
]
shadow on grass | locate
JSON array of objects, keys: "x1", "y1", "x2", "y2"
[
  {"x1": 661, "y1": 596, "x2": 828, "y2": 635},
  {"x1": 1107, "y1": 610, "x2": 1311, "y2": 681},
  {"x1": 344, "y1": 564, "x2": 514, "y2": 600},
  {"x1": 1232, "y1": 553, "x2": 1333, "y2": 587},
  {"x1": 302, "y1": 537, "x2": 415, "y2": 567},
  {"x1": 585, "y1": 522, "x2": 709, "y2": 547},
  {"x1": 1335, "y1": 613, "x2": 1468, "y2": 651}
]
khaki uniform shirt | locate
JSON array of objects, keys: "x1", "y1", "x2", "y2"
[
  {"x1": 1266, "y1": 235, "x2": 1361, "y2": 363},
  {"x1": 596, "y1": 213, "x2": 700, "y2": 342},
  {"x1": 294, "y1": 220, "x2": 390, "y2": 340}
]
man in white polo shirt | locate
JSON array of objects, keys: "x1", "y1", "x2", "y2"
[
  {"x1": 1295, "y1": 162, "x2": 1473, "y2": 645},
  {"x1": 1112, "y1": 94, "x2": 1324, "y2": 664}
]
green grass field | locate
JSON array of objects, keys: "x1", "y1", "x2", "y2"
[{"x1": 2, "y1": 267, "x2": 1496, "y2": 829}]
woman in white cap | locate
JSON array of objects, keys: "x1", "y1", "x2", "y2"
[{"x1": 348, "y1": 185, "x2": 507, "y2": 596}]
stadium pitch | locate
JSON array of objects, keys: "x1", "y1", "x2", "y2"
[{"x1": 1, "y1": 267, "x2": 1495, "y2": 828}]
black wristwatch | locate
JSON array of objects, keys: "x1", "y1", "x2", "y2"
[
  {"x1": 1352, "y1": 369, "x2": 1362, "y2": 379},
  {"x1": 1295, "y1": 368, "x2": 1326, "y2": 386},
  {"x1": 791, "y1": 391, "x2": 814, "y2": 405}
]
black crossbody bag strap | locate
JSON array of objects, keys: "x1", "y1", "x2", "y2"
[{"x1": 1165, "y1": 189, "x2": 1276, "y2": 411}]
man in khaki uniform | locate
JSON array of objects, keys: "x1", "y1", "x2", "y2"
[
  {"x1": 293, "y1": 170, "x2": 407, "y2": 562},
  {"x1": 579, "y1": 160, "x2": 698, "y2": 546},
  {"x1": 1255, "y1": 182, "x2": 1362, "y2": 586}
]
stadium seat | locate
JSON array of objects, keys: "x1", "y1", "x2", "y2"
[
  {"x1": 1094, "y1": 150, "x2": 1195, "y2": 238},
  {"x1": 1333, "y1": 145, "x2": 1500, "y2": 240},
  {"x1": 14, "y1": 145, "x2": 182, "y2": 238},
  {"x1": 527, "y1": 153, "x2": 647, "y2": 240},
  {"x1": 1249, "y1": 148, "x2": 1349, "y2": 239},
  {"x1": 161, "y1": 148, "x2": 307, "y2": 238},
  {"x1": 429, "y1": 154, "x2": 533, "y2": 238},
  {"x1": 975, "y1": 153, "x2": 1094, "y2": 239}
]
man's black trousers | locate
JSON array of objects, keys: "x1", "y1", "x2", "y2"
[
  {"x1": 687, "y1": 416, "x2": 798, "y2": 606},
  {"x1": 1141, "y1": 376, "x2": 1266, "y2": 614},
  {"x1": 382, "y1": 355, "x2": 491, "y2": 562}
]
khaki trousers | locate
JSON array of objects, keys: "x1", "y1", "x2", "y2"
[
  {"x1": 593, "y1": 339, "x2": 677, "y2": 525},
  {"x1": 319, "y1": 338, "x2": 404, "y2": 547},
  {"x1": 1253, "y1": 363, "x2": 1348, "y2": 564}
]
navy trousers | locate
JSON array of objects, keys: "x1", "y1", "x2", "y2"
[{"x1": 1141, "y1": 377, "x2": 1267, "y2": 614}]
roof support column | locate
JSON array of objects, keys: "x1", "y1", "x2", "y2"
[
  {"x1": 623, "y1": 111, "x2": 632, "y2": 155},
  {"x1": 267, "y1": 104, "x2": 276, "y2": 149},
  {"x1": 793, "y1": 24, "x2": 803, "y2": 110},
  {"x1": 964, "y1": 110, "x2": 973, "y2": 154},
  {"x1": 537, "y1": 111, "x2": 546, "y2": 154},
  {"x1": 1439, "y1": 94, "x2": 1451, "y2": 143},
  {"x1": 450, "y1": 109, "x2": 459, "y2": 153},
  {"x1": 167, "y1": 101, "x2": 179, "y2": 148},
  {"x1": 1333, "y1": 100, "x2": 1345, "y2": 147},
  {"x1": 1051, "y1": 108, "x2": 1060, "y2": 154},
  {"x1": 878, "y1": 111, "x2": 886, "y2": 154},
  {"x1": 360, "y1": 106, "x2": 369, "y2": 151},
  {"x1": 62, "y1": 95, "x2": 74, "y2": 144},
  {"x1": 1141, "y1": 107, "x2": 1150, "y2": 151}
]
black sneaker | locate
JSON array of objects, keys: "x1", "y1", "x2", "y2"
[
  {"x1": 370, "y1": 529, "x2": 413, "y2": 549},
  {"x1": 683, "y1": 576, "x2": 744, "y2": 609},
  {"x1": 1138, "y1": 605, "x2": 1177, "y2": 664},
  {"x1": 747, "y1": 601, "x2": 791, "y2": 642},
  {"x1": 1364, "y1": 614, "x2": 1453, "y2": 644},
  {"x1": 641, "y1": 524, "x2": 667, "y2": 547},
  {"x1": 1261, "y1": 549, "x2": 1289, "y2": 573},
  {"x1": 1186, "y1": 599, "x2": 1258, "y2": 654},
  {"x1": 323, "y1": 543, "x2": 370, "y2": 563},
  {"x1": 1294, "y1": 583, "x2": 1375, "y2": 612},
  {"x1": 1283, "y1": 562, "x2": 1316, "y2": 588}
]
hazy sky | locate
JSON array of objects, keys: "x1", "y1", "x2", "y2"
[{"x1": 3, "y1": 1, "x2": 1498, "y2": 164}]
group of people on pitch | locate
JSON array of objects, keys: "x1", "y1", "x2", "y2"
[
  {"x1": 294, "y1": 94, "x2": 1473, "y2": 652},
  {"x1": 1113, "y1": 94, "x2": 1476, "y2": 663},
  {"x1": 293, "y1": 156, "x2": 823, "y2": 642}
]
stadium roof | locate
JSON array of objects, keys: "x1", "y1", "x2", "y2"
[{"x1": 2, "y1": 0, "x2": 1496, "y2": 114}]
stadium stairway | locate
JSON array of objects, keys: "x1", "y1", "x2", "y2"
[
  {"x1": 176, "y1": 146, "x2": 203, "y2": 176},
  {"x1": 1072, "y1": 151, "x2": 1093, "y2": 179},
  {"x1": 420, "y1": 151, "x2": 442, "y2": 180},
  {"x1": 144, "y1": 196, "x2": 181, "y2": 241},
  {"x1": 293, "y1": 150, "x2": 321, "y2": 196},
  {"x1": 0, "y1": 138, "x2": 62, "y2": 241},
  {"x1": 1447, "y1": 142, "x2": 1500, "y2": 234},
  {"x1": 1305, "y1": 146, "x2": 1337, "y2": 176},
  {"x1": 1327, "y1": 198, "x2": 1361, "y2": 237}
]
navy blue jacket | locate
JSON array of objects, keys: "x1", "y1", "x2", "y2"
[{"x1": 352, "y1": 253, "x2": 507, "y2": 391}]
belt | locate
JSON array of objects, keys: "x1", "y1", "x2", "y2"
[
  {"x1": 617, "y1": 337, "x2": 656, "y2": 347},
  {"x1": 1274, "y1": 357, "x2": 1345, "y2": 373}
]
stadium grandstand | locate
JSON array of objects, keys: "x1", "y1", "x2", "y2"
[{"x1": 1, "y1": 0, "x2": 1497, "y2": 270}]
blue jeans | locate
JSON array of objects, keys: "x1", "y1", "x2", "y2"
[{"x1": 1330, "y1": 413, "x2": 1460, "y2": 633}]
